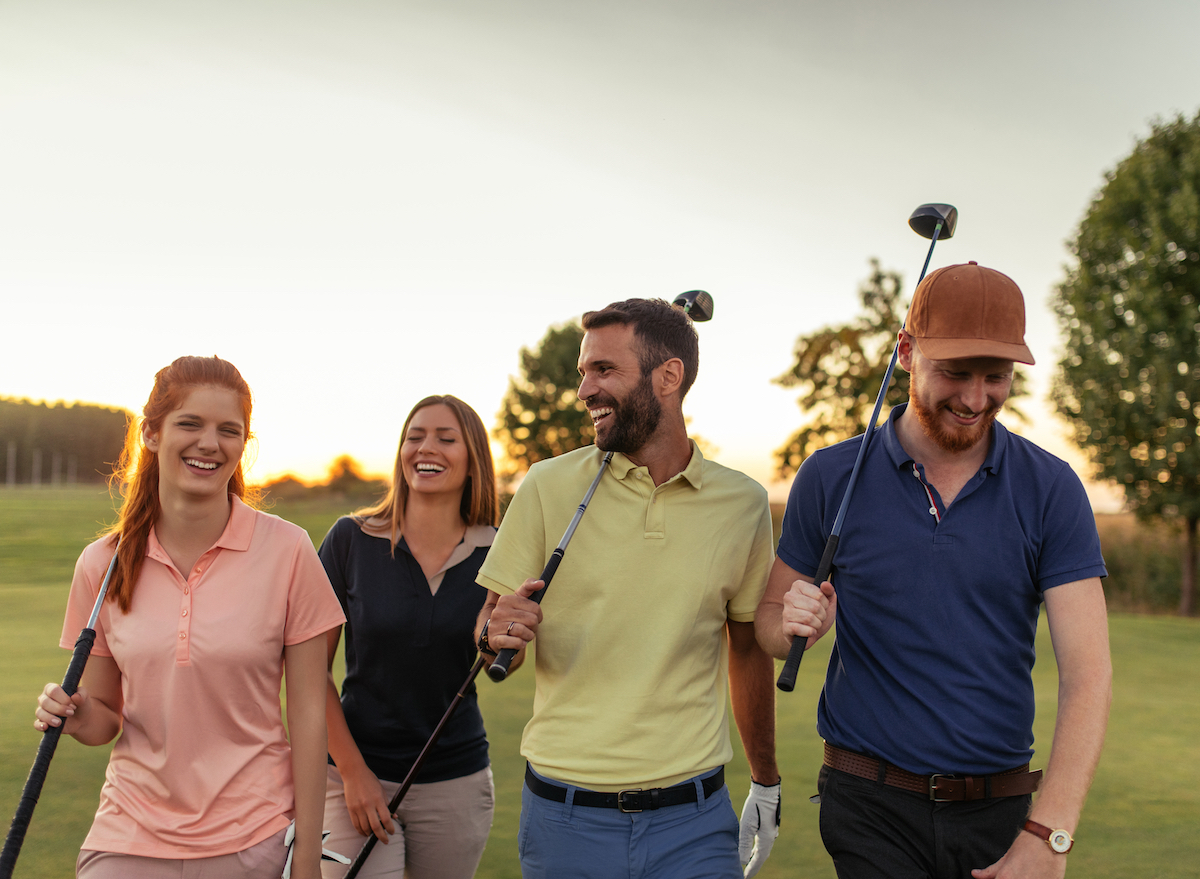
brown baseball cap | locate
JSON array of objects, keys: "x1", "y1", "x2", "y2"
[{"x1": 907, "y1": 261, "x2": 1035, "y2": 364}]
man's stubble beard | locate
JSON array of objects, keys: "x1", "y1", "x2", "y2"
[{"x1": 593, "y1": 371, "x2": 663, "y2": 454}]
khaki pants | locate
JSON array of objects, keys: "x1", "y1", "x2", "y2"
[{"x1": 320, "y1": 763, "x2": 493, "y2": 879}]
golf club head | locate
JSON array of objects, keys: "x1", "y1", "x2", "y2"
[
  {"x1": 908, "y1": 203, "x2": 958, "y2": 240},
  {"x1": 672, "y1": 290, "x2": 714, "y2": 322}
]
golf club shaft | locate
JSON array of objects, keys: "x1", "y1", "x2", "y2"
[
  {"x1": 344, "y1": 653, "x2": 489, "y2": 879},
  {"x1": 487, "y1": 451, "x2": 614, "y2": 682},
  {"x1": 1, "y1": 546, "x2": 120, "y2": 879},
  {"x1": 776, "y1": 224, "x2": 944, "y2": 692}
]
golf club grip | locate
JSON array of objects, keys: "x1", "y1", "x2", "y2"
[
  {"x1": 485, "y1": 549, "x2": 562, "y2": 682},
  {"x1": 0, "y1": 628, "x2": 97, "y2": 878},
  {"x1": 0, "y1": 725, "x2": 65, "y2": 878},
  {"x1": 776, "y1": 535, "x2": 838, "y2": 692}
]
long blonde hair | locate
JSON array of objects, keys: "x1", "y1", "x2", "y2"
[{"x1": 355, "y1": 395, "x2": 497, "y2": 546}]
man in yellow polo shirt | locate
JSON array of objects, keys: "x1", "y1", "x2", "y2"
[{"x1": 477, "y1": 298, "x2": 780, "y2": 879}]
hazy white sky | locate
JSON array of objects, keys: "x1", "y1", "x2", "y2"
[{"x1": 3, "y1": 0, "x2": 1197, "y2": 508}]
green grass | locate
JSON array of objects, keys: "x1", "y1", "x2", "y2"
[{"x1": 1, "y1": 487, "x2": 1198, "y2": 877}]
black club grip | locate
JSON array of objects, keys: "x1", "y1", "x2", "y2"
[
  {"x1": 486, "y1": 551, "x2": 561, "y2": 682},
  {"x1": 776, "y1": 536, "x2": 837, "y2": 692}
]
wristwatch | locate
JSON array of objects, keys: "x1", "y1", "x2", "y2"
[
  {"x1": 477, "y1": 618, "x2": 497, "y2": 656},
  {"x1": 1022, "y1": 819, "x2": 1074, "y2": 853}
]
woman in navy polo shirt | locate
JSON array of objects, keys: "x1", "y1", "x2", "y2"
[{"x1": 317, "y1": 395, "x2": 499, "y2": 879}]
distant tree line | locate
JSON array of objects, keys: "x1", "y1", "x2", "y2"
[{"x1": 0, "y1": 397, "x2": 129, "y2": 486}]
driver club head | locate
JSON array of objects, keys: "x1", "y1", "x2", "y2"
[
  {"x1": 672, "y1": 289, "x2": 714, "y2": 322},
  {"x1": 908, "y1": 203, "x2": 958, "y2": 240}
]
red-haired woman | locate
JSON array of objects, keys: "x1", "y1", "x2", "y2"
[
  {"x1": 34, "y1": 356, "x2": 345, "y2": 879},
  {"x1": 317, "y1": 395, "x2": 502, "y2": 879}
]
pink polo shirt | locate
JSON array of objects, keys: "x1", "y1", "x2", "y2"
[{"x1": 60, "y1": 497, "x2": 345, "y2": 859}]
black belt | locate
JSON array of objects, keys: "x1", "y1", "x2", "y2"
[{"x1": 524, "y1": 764, "x2": 725, "y2": 813}]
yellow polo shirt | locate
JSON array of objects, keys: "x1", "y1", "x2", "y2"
[{"x1": 477, "y1": 442, "x2": 774, "y2": 790}]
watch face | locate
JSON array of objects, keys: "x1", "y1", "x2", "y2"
[{"x1": 1048, "y1": 830, "x2": 1073, "y2": 853}]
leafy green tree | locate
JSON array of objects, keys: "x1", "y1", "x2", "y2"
[
  {"x1": 1052, "y1": 111, "x2": 1200, "y2": 616},
  {"x1": 775, "y1": 259, "x2": 1028, "y2": 478},
  {"x1": 774, "y1": 260, "x2": 908, "y2": 477},
  {"x1": 494, "y1": 321, "x2": 593, "y2": 477}
]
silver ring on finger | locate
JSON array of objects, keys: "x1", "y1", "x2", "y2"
[{"x1": 506, "y1": 621, "x2": 516, "y2": 636}]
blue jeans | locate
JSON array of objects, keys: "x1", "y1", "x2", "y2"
[{"x1": 518, "y1": 766, "x2": 742, "y2": 879}]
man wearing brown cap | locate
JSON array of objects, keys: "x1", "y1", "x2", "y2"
[{"x1": 757, "y1": 262, "x2": 1112, "y2": 878}]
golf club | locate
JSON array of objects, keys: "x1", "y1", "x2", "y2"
[
  {"x1": 343, "y1": 652, "x2": 489, "y2": 878},
  {"x1": 672, "y1": 290, "x2": 714, "y2": 322},
  {"x1": 776, "y1": 203, "x2": 957, "y2": 692},
  {"x1": 487, "y1": 450, "x2": 615, "y2": 682},
  {"x1": 1, "y1": 544, "x2": 121, "y2": 879}
]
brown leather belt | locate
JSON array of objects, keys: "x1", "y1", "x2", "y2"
[{"x1": 824, "y1": 743, "x2": 1042, "y2": 802}]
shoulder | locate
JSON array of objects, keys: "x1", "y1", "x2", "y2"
[
  {"x1": 528, "y1": 445, "x2": 603, "y2": 477},
  {"x1": 518, "y1": 446, "x2": 606, "y2": 495},
  {"x1": 77, "y1": 533, "x2": 120, "y2": 572},
  {"x1": 809, "y1": 431, "x2": 871, "y2": 469},
  {"x1": 699, "y1": 456, "x2": 768, "y2": 503},
  {"x1": 326, "y1": 515, "x2": 370, "y2": 540},
  {"x1": 246, "y1": 506, "x2": 313, "y2": 544},
  {"x1": 995, "y1": 424, "x2": 1080, "y2": 485}
]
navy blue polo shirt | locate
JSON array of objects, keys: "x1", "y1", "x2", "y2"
[
  {"x1": 778, "y1": 404, "x2": 1106, "y2": 776},
  {"x1": 319, "y1": 517, "x2": 491, "y2": 784}
]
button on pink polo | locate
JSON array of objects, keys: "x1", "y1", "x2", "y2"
[{"x1": 60, "y1": 497, "x2": 345, "y2": 858}]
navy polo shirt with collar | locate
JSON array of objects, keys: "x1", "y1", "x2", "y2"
[{"x1": 777, "y1": 403, "x2": 1107, "y2": 776}]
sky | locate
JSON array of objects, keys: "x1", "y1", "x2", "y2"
[{"x1": 3, "y1": 1, "x2": 1198, "y2": 510}]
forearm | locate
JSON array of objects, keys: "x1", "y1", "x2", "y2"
[
  {"x1": 325, "y1": 673, "x2": 368, "y2": 776},
  {"x1": 286, "y1": 638, "x2": 331, "y2": 877},
  {"x1": 1029, "y1": 661, "x2": 1112, "y2": 831},
  {"x1": 64, "y1": 697, "x2": 122, "y2": 746},
  {"x1": 1034, "y1": 579, "x2": 1113, "y2": 832},
  {"x1": 728, "y1": 622, "x2": 780, "y2": 784},
  {"x1": 755, "y1": 558, "x2": 831, "y2": 661},
  {"x1": 63, "y1": 657, "x2": 123, "y2": 745},
  {"x1": 754, "y1": 597, "x2": 791, "y2": 661}
]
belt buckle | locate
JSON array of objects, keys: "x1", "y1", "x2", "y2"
[
  {"x1": 617, "y1": 789, "x2": 643, "y2": 813},
  {"x1": 928, "y1": 774, "x2": 953, "y2": 802}
]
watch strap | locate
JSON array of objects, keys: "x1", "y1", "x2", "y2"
[
  {"x1": 1022, "y1": 819, "x2": 1074, "y2": 853},
  {"x1": 477, "y1": 618, "x2": 497, "y2": 656}
]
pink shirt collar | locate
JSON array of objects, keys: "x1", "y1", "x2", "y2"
[{"x1": 146, "y1": 495, "x2": 257, "y2": 564}]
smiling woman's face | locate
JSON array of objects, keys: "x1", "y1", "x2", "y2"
[
  {"x1": 400, "y1": 403, "x2": 470, "y2": 498},
  {"x1": 143, "y1": 385, "x2": 246, "y2": 502}
]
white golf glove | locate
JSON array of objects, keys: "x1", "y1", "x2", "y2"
[
  {"x1": 738, "y1": 779, "x2": 781, "y2": 878},
  {"x1": 281, "y1": 819, "x2": 351, "y2": 878}
]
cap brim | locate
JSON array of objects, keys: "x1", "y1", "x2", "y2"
[{"x1": 914, "y1": 336, "x2": 1035, "y2": 365}]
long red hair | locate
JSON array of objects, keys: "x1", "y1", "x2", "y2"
[{"x1": 105, "y1": 356, "x2": 259, "y2": 612}]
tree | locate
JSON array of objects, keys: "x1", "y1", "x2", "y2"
[
  {"x1": 1052, "y1": 111, "x2": 1200, "y2": 616},
  {"x1": 494, "y1": 321, "x2": 594, "y2": 477},
  {"x1": 0, "y1": 397, "x2": 128, "y2": 485},
  {"x1": 774, "y1": 260, "x2": 908, "y2": 477},
  {"x1": 775, "y1": 260, "x2": 1028, "y2": 478}
]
